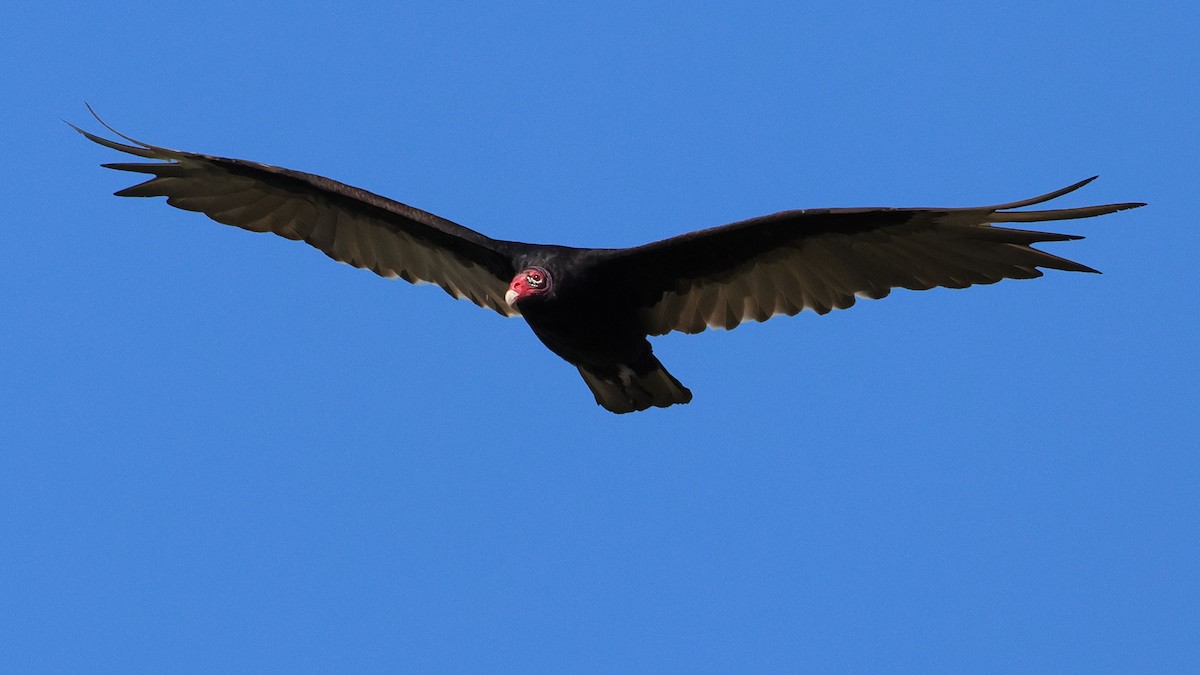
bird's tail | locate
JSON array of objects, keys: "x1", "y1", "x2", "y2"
[{"x1": 576, "y1": 354, "x2": 693, "y2": 414}]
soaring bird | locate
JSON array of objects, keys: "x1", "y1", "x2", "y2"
[{"x1": 73, "y1": 111, "x2": 1144, "y2": 414}]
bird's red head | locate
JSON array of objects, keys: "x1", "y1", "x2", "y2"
[{"x1": 505, "y1": 266, "x2": 552, "y2": 307}]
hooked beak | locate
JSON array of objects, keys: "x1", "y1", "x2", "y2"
[{"x1": 505, "y1": 289, "x2": 519, "y2": 307}]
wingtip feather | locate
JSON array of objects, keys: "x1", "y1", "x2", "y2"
[
  {"x1": 70, "y1": 104, "x2": 179, "y2": 160},
  {"x1": 988, "y1": 176, "x2": 1099, "y2": 211},
  {"x1": 991, "y1": 201, "x2": 1145, "y2": 223},
  {"x1": 85, "y1": 102, "x2": 153, "y2": 149}
]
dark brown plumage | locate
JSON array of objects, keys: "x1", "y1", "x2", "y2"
[{"x1": 73, "y1": 109, "x2": 1144, "y2": 413}]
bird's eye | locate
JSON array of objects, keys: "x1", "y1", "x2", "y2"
[{"x1": 527, "y1": 272, "x2": 544, "y2": 287}]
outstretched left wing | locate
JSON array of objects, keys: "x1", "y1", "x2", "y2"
[{"x1": 72, "y1": 110, "x2": 522, "y2": 317}]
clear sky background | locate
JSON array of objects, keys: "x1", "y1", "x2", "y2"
[{"x1": 2, "y1": 1, "x2": 1196, "y2": 671}]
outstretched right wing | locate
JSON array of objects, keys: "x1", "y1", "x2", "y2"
[{"x1": 600, "y1": 178, "x2": 1143, "y2": 335}]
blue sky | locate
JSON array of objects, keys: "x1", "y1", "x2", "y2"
[{"x1": 2, "y1": 1, "x2": 1196, "y2": 671}]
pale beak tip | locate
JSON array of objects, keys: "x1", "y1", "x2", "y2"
[{"x1": 505, "y1": 289, "x2": 519, "y2": 307}]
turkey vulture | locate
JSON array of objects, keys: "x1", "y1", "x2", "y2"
[{"x1": 72, "y1": 111, "x2": 1144, "y2": 414}]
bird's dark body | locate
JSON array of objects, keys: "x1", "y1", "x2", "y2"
[
  {"x1": 72, "y1": 109, "x2": 1143, "y2": 414},
  {"x1": 512, "y1": 248, "x2": 640, "y2": 365},
  {"x1": 504, "y1": 246, "x2": 691, "y2": 412},
  {"x1": 520, "y1": 291, "x2": 648, "y2": 369}
]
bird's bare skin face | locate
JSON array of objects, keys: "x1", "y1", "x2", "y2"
[{"x1": 505, "y1": 267, "x2": 552, "y2": 307}]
